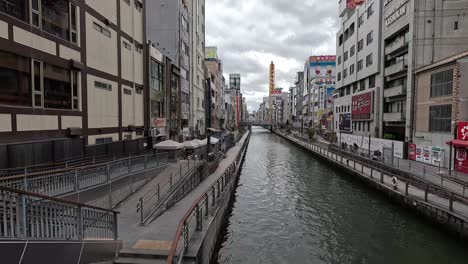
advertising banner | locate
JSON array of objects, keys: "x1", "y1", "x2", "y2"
[
  {"x1": 408, "y1": 143, "x2": 416, "y2": 160},
  {"x1": 456, "y1": 149, "x2": 468, "y2": 174},
  {"x1": 352, "y1": 92, "x2": 372, "y2": 120},
  {"x1": 415, "y1": 146, "x2": 423, "y2": 162},
  {"x1": 153, "y1": 118, "x2": 167, "y2": 128},
  {"x1": 457, "y1": 122, "x2": 468, "y2": 140},
  {"x1": 431, "y1": 147, "x2": 444, "y2": 166},
  {"x1": 339, "y1": 133, "x2": 404, "y2": 159},
  {"x1": 422, "y1": 146, "x2": 432, "y2": 164},
  {"x1": 309, "y1": 56, "x2": 336, "y2": 79},
  {"x1": 339, "y1": 113, "x2": 351, "y2": 132},
  {"x1": 325, "y1": 87, "x2": 335, "y2": 109},
  {"x1": 205, "y1": 47, "x2": 217, "y2": 61}
]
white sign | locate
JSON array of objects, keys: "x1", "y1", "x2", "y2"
[
  {"x1": 339, "y1": 134, "x2": 404, "y2": 159},
  {"x1": 385, "y1": 0, "x2": 409, "y2": 27}
]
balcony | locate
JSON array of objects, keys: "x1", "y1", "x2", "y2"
[
  {"x1": 383, "y1": 112, "x2": 405, "y2": 122},
  {"x1": 384, "y1": 85, "x2": 406, "y2": 98},
  {"x1": 385, "y1": 37, "x2": 408, "y2": 55},
  {"x1": 384, "y1": 60, "x2": 407, "y2": 77}
]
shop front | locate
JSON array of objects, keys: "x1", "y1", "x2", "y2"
[{"x1": 447, "y1": 122, "x2": 468, "y2": 174}]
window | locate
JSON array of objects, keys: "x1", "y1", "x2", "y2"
[
  {"x1": 430, "y1": 69, "x2": 453, "y2": 97},
  {"x1": 0, "y1": 0, "x2": 28, "y2": 22},
  {"x1": 135, "y1": 43, "x2": 142, "y2": 53},
  {"x1": 349, "y1": 23, "x2": 355, "y2": 36},
  {"x1": 344, "y1": 51, "x2": 348, "y2": 61},
  {"x1": 429, "y1": 105, "x2": 452, "y2": 132},
  {"x1": 338, "y1": 56, "x2": 342, "y2": 65},
  {"x1": 358, "y1": 14, "x2": 364, "y2": 27},
  {"x1": 70, "y1": 3, "x2": 78, "y2": 44},
  {"x1": 0, "y1": 51, "x2": 32, "y2": 106},
  {"x1": 93, "y1": 22, "x2": 111, "y2": 38},
  {"x1": 95, "y1": 81, "x2": 112, "y2": 91},
  {"x1": 366, "y1": 54, "x2": 373, "y2": 67},
  {"x1": 350, "y1": 64, "x2": 355, "y2": 75},
  {"x1": 339, "y1": 35, "x2": 343, "y2": 46},
  {"x1": 150, "y1": 59, "x2": 163, "y2": 91},
  {"x1": 124, "y1": 134, "x2": 132, "y2": 140},
  {"x1": 350, "y1": 45, "x2": 355, "y2": 57},
  {"x1": 123, "y1": 41, "x2": 131, "y2": 50},
  {"x1": 72, "y1": 71, "x2": 79, "y2": 110},
  {"x1": 135, "y1": 1, "x2": 143, "y2": 12},
  {"x1": 454, "y1": 21, "x2": 459, "y2": 30},
  {"x1": 42, "y1": 0, "x2": 70, "y2": 40},
  {"x1": 96, "y1": 137, "x2": 113, "y2": 145},
  {"x1": 43, "y1": 63, "x2": 72, "y2": 109},
  {"x1": 367, "y1": 3, "x2": 374, "y2": 19},
  {"x1": 136, "y1": 87, "x2": 143, "y2": 95},
  {"x1": 151, "y1": 100, "x2": 164, "y2": 118},
  {"x1": 123, "y1": 88, "x2": 132, "y2": 95},
  {"x1": 343, "y1": 69, "x2": 348, "y2": 79},
  {"x1": 358, "y1": 39, "x2": 364, "y2": 51},
  {"x1": 367, "y1": 31, "x2": 373, "y2": 45},
  {"x1": 357, "y1": 60, "x2": 363, "y2": 71},
  {"x1": 31, "y1": 0, "x2": 40, "y2": 27},
  {"x1": 337, "y1": 72, "x2": 341, "y2": 81},
  {"x1": 369, "y1": 75, "x2": 375, "y2": 88},
  {"x1": 360, "y1": 80, "x2": 366, "y2": 91}
]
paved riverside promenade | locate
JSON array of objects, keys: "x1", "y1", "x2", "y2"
[
  {"x1": 276, "y1": 131, "x2": 468, "y2": 221},
  {"x1": 290, "y1": 131, "x2": 468, "y2": 197},
  {"x1": 115, "y1": 133, "x2": 249, "y2": 252}
]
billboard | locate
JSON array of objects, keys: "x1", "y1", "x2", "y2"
[
  {"x1": 352, "y1": 92, "x2": 372, "y2": 120},
  {"x1": 339, "y1": 113, "x2": 352, "y2": 132},
  {"x1": 325, "y1": 87, "x2": 335, "y2": 109},
  {"x1": 309, "y1": 56, "x2": 336, "y2": 80},
  {"x1": 347, "y1": 0, "x2": 365, "y2": 9},
  {"x1": 457, "y1": 121, "x2": 468, "y2": 140},
  {"x1": 205, "y1": 47, "x2": 217, "y2": 61},
  {"x1": 230, "y1": 73, "x2": 241, "y2": 90}
]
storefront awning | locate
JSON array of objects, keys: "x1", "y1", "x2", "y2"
[{"x1": 446, "y1": 140, "x2": 468, "y2": 147}]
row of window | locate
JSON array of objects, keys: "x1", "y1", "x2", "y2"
[
  {"x1": 0, "y1": 50, "x2": 79, "y2": 110},
  {"x1": 337, "y1": 54, "x2": 373, "y2": 81},
  {"x1": 353, "y1": 121, "x2": 371, "y2": 133},
  {"x1": 429, "y1": 104, "x2": 452, "y2": 132},
  {"x1": 338, "y1": 3, "x2": 374, "y2": 46},
  {"x1": 338, "y1": 31, "x2": 373, "y2": 66},
  {"x1": 336, "y1": 75, "x2": 376, "y2": 99},
  {"x1": 430, "y1": 69, "x2": 453, "y2": 98}
]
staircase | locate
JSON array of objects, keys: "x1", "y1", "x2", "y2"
[{"x1": 114, "y1": 248, "x2": 169, "y2": 264}]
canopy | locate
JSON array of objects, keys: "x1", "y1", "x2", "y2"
[
  {"x1": 153, "y1": 140, "x2": 185, "y2": 150},
  {"x1": 210, "y1": 137, "x2": 220, "y2": 145},
  {"x1": 194, "y1": 139, "x2": 207, "y2": 146},
  {"x1": 447, "y1": 140, "x2": 468, "y2": 148},
  {"x1": 183, "y1": 140, "x2": 201, "y2": 149}
]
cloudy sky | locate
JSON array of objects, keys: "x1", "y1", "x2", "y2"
[{"x1": 205, "y1": 0, "x2": 339, "y2": 111}]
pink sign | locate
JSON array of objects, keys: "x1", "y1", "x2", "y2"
[{"x1": 352, "y1": 92, "x2": 372, "y2": 120}]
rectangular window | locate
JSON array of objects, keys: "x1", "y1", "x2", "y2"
[
  {"x1": 0, "y1": 0, "x2": 28, "y2": 22},
  {"x1": 151, "y1": 100, "x2": 164, "y2": 118},
  {"x1": 429, "y1": 105, "x2": 452, "y2": 132},
  {"x1": 369, "y1": 75, "x2": 375, "y2": 88},
  {"x1": 123, "y1": 88, "x2": 132, "y2": 95},
  {"x1": 360, "y1": 80, "x2": 366, "y2": 91},
  {"x1": 344, "y1": 51, "x2": 348, "y2": 61},
  {"x1": 358, "y1": 39, "x2": 364, "y2": 51},
  {"x1": 135, "y1": 1, "x2": 143, "y2": 12},
  {"x1": 367, "y1": 3, "x2": 374, "y2": 19},
  {"x1": 350, "y1": 64, "x2": 355, "y2": 75},
  {"x1": 366, "y1": 54, "x2": 373, "y2": 67},
  {"x1": 93, "y1": 22, "x2": 111, "y2": 38},
  {"x1": 31, "y1": 0, "x2": 41, "y2": 27},
  {"x1": 150, "y1": 59, "x2": 163, "y2": 91},
  {"x1": 430, "y1": 69, "x2": 453, "y2": 97},
  {"x1": 32, "y1": 60, "x2": 43, "y2": 107},
  {"x1": 349, "y1": 23, "x2": 355, "y2": 36},
  {"x1": 42, "y1": 0, "x2": 70, "y2": 40},
  {"x1": 43, "y1": 63, "x2": 71, "y2": 109},
  {"x1": 0, "y1": 51, "x2": 32, "y2": 106},
  {"x1": 96, "y1": 137, "x2": 113, "y2": 144},
  {"x1": 357, "y1": 60, "x2": 363, "y2": 71},
  {"x1": 123, "y1": 41, "x2": 131, "y2": 50},
  {"x1": 343, "y1": 69, "x2": 348, "y2": 79},
  {"x1": 136, "y1": 87, "x2": 143, "y2": 94},
  {"x1": 338, "y1": 56, "x2": 341, "y2": 65},
  {"x1": 135, "y1": 43, "x2": 142, "y2": 53},
  {"x1": 358, "y1": 14, "x2": 364, "y2": 27},
  {"x1": 454, "y1": 21, "x2": 459, "y2": 30},
  {"x1": 70, "y1": 3, "x2": 78, "y2": 44},
  {"x1": 72, "y1": 71, "x2": 79, "y2": 110},
  {"x1": 339, "y1": 35, "x2": 343, "y2": 46},
  {"x1": 350, "y1": 45, "x2": 355, "y2": 57},
  {"x1": 124, "y1": 134, "x2": 132, "y2": 140},
  {"x1": 367, "y1": 31, "x2": 373, "y2": 45},
  {"x1": 337, "y1": 72, "x2": 341, "y2": 81},
  {"x1": 95, "y1": 81, "x2": 112, "y2": 91}
]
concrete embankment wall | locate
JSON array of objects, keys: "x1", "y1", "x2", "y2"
[
  {"x1": 274, "y1": 131, "x2": 468, "y2": 240},
  {"x1": 189, "y1": 133, "x2": 250, "y2": 264}
]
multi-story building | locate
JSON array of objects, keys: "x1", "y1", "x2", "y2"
[
  {"x1": 229, "y1": 73, "x2": 241, "y2": 128},
  {"x1": 205, "y1": 47, "x2": 224, "y2": 130},
  {"x1": 335, "y1": 0, "x2": 382, "y2": 138},
  {"x1": 293, "y1": 72, "x2": 304, "y2": 129},
  {"x1": 189, "y1": 0, "x2": 206, "y2": 137},
  {"x1": 0, "y1": 0, "x2": 146, "y2": 168},
  {"x1": 146, "y1": 0, "x2": 189, "y2": 141}
]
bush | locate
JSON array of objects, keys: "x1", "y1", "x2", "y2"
[
  {"x1": 383, "y1": 133, "x2": 396, "y2": 140},
  {"x1": 329, "y1": 132, "x2": 337, "y2": 143},
  {"x1": 308, "y1": 128, "x2": 316, "y2": 139}
]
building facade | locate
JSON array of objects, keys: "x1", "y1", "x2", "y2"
[{"x1": 0, "y1": 0, "x2": 146, "y2": 168}]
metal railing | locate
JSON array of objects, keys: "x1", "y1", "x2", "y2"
[
  {"x1": 136, "y1": 148, "x2": 207, "y2": 225},
  {"x1": 0, "y1": 151, "x2": 181, "y2": 198},
  {"x1": 280, "y1": 132, "x2": 468, "y2": 216},
  {"x1": 167, "y1": 132, "x2": 250, "y2": 264},
  {"x1": 0, "y1": 185, "x2": 118, "y2": 240}
]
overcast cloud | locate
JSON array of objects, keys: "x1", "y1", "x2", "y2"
[{"x1": 206, "y1": 0, "x2": 339, "y2": 111}]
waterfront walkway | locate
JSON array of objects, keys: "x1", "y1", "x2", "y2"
[
  {"x1": 277, "y1": 131, "x2": 468, "y2": 220},
  {"x1": 115, "y1": 132, "x2": 249, "y2": 252}
]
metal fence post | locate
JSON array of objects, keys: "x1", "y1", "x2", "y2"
[
  {"x1": 409, "y1": 162, "x2": 411, "y2": 173},
  {"x1": 212, "y1": 186, "x2": 216, "y2": 206},
  {"x1": 75, "y1": 169, "x2": 79, "y2": 191},
  {"x1": 449, "y1": 195, "x2": 453, "y2": 212},
  {"x1": 18, "y1": 193, "x2": 27, "y2": 239},
  {"x1": 424, "y1": 186, "x2": 429, "y2": 202},
  {"x1": 195, "y1": 205, "x2": 202, "y2": 231},
  {"x1": 423, "y1": 166, "x2": 426, "y2": 177},
  {"x1": 137, "y1": 198, "x2": 144, "y2": 225},
  {"x1": 370, "y1": 169, "x2": 373, "y2": 179},
  {"x1": 77, "y1": 205, "x2": 83, "y2": 240},
  {"x1": 113, "y1": 212, "x2": 119, "y2": 240},
  {"x1": 405, "y1": 182, "x2": 409, "y2": 195},
  {"x1": 380, "y1": 172, "x2": 384, "y2": 183},
  {"x1": 157, "y1": 184, "x2": 160, "y2": 201}
]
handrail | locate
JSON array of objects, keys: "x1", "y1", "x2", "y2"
[{"x1": 166, "y1": 132, "x2": 250, "y2": 264}]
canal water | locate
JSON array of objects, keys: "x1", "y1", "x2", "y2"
[{"x1": 216, "y1": 127, "x2": 468, "y2": 264}]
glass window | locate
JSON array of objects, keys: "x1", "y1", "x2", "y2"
[
  {"x1": 0, "y1": 0, "x2": 28, "y2": 22},
  {"x1": 72, "y1": 71, "x2": 79, "y2": 110},
  {"x1": 0, "y1": 51, "x2": 31, "y2": 106},
  {"x1": 358, "y1": 14, "x2": 364, "y2": 27},
  {"x1": 367, "y1": 3, "x2": 374, "y2": 19},
  {"x1": 96, "y1": 137, "x2": 113, "y2": 144},
  {"x1": 430, "y1": 69, "x2": 453, "y2": 97},
  {"x1": 360, "y1": 80, "x2": 366, "y2": 90},
  {"x1": 344, "y1": 51, "x2": 348, "y2": 61},
  {"x1": 429, "y1": 105, "x2": 452, "y2": 132},
  {"x1": 43, "y1": 63, "x2": 71, "y2": 109},
  {"x1": 358, "y1": 39, "x2": 364, "y2": 51},
  {"x1": 357, "y1": 60, "x2": 363, "y2": 71},
  {"x1": 366, "y1": 54, "x2": 373, "y2": 67},
  {"x1": 70, "y1": 3, "x2": 78, "y2": 44},
  {"x1": 350, "y1": 64, "x2": 355, "y2": 75},
  {"x1": 33, "y1": 60, "x2": 42, "y2": 107},
  {"x1": 367, "y1": 31, "x2": 373, "y2": 45},
  {"x1": 42, "y1": 0, "x2": 69, "y2": 40},
  {"x1": 369, "y1": 75, "x2": 375, "y2": 88},
  {"x1": 350, "y1": 45, "x2": 355, "y2": 57},
  {"x1": 150, "y1": 59, "x2": 163, "y2": 91}
]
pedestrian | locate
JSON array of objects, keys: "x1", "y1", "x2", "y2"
[{"x1": 391, "y1": 176, "x2": 398, "y2": 190}]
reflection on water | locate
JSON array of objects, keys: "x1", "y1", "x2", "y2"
[{"x1": 216, "y1": 127, "x2": 468, "y2": 264}]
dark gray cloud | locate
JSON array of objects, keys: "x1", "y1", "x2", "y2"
[{"x1": 206, "y1": 0, "x2": 338, "y2": 111}]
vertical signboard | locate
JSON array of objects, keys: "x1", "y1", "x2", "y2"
[
  {"x1": 339, "y1": 113, "x2": 352, "y2": 132},
  {"x1": 408, "y1": 143, "x2": 416, "y2": 161}
]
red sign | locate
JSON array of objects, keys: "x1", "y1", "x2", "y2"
[
  {"x1": 310, "y1": 55, "x2": 336, "y2": 62},
  {"x1": 347, "y1": 0, "x2": 365, "y2": 9},
  {"x1": 352, "y1": 92, "x2": 372, "y2": 120},
  {"x1": 408, "y1": 143, "x2": 416, "y2": 161},
  {"x1": 457, "y1": 122, "x2": 468, "y2": 140},
  {"x1": 153, "y1": 118, "x2": 166, "y2": 128}
]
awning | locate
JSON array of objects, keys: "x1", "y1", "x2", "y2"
[
  {"x1": 195, "y1": 139, "x2": 207, "y2": 146},
  {"x1": 153, "y1": 140, "x2": 185, "y2": 150},
  {"x1": 446, "y1": 140, "x2": 468, "y2": 148},
  {"x1": 183, "y1": 140, "x2": 201, "y2": 149}
]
